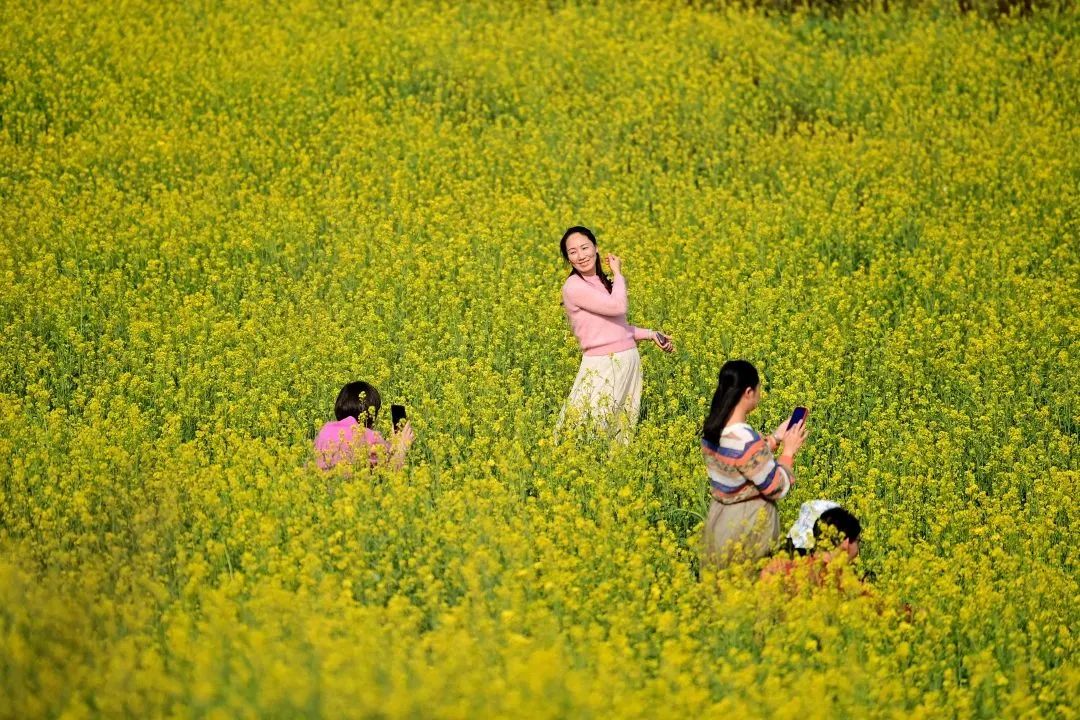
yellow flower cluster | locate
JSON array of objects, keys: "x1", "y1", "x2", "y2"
[{"x1": 1, "y1": 0, "x2": 1077, "y2": 717}]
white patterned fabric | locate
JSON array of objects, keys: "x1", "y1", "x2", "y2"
[{"x1": 788, "y1": 500, "x2": 841, "y2": 550}]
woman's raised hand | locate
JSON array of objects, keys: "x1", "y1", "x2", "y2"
[
  {"x1": 395, "y1": 422, "x2": 416, "y2": 448},
  {"x1": 781, "y1": 417, "x2": 809, "y2": 456},
  {"x1": 772, "y1": 415, "x2": 793, "y2": 444},
  {"x1": 388, "y1": 422, "x2": 416, "y2": 470},
  {"x1": 606, "y1": 253, "x2": 622, "y2": 275}
]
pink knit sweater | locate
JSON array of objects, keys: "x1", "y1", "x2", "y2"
[
  {"x1": 562, "y1": 272, "x2": 652, "y2": 356},
  {"x1": 314, "y1": 416, "x2": 390, "y2": 469}
]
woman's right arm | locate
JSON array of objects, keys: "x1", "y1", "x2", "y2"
[
  {"x1": 562, "y1": 274, "x2": 628, "y2": 316},
  {"x1": 765, "y1": 419, "x2": 808, "y2": 498},
  {"x1": 736, "y1": 428, "x2": 797, "y2": 501},
  {"x1": 751, "y1": 453, "x2": 794, "y2": 501}
]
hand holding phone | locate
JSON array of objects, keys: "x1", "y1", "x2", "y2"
[
  {"x1": 772, "y1": 407, "x2": 808, "y2": 447},
  {"x1": 653, "y1": 331, "x2": 674, "y2": 353},
  {"x1": 777, "y1": 406, "x2": 809, "y2": 457},
  {"x1": 387, "y1": 404, "x2": 415, "y2": 467}
]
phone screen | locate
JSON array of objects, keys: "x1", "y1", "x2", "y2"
[
  {"x1": 788, "y1": 406, "x2": 807, "y2": 429},
  {"x1": 391, "y1": 404, "x2": 407, "y2": 430}
]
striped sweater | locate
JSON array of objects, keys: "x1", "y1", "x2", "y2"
[{"x1": 702, "y1": 422, "x2": 793, "y2": 504}]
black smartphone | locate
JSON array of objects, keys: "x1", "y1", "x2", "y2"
[
  {"x1": 788, "y1": 406, "x2": 807, "y2": 429},
  {"x1": 391, "y1": 404, "x2": 407, "y2": 431},
  {"x1": 655, "y1": 331, "x2": 671, "y2": 346}
]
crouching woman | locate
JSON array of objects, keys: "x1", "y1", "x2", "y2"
[{"x1": 314, "y1": 381, "x2": 414, "y2": 470}]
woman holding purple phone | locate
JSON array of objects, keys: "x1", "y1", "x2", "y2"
[
  {"x1": 555, "y1": 226, "x2": 674, "y2": 441},
  {"x1": 700, "y1": 360, "x2": 809, "y2": 567}
]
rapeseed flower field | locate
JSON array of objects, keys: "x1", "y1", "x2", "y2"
[{"x1": 1, "y1": 0, "x2": 1077, "y2": 717}]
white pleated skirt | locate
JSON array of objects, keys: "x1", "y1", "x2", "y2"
[{"x1": 556, "y1": 347, "x2": 642, "y2": 443}]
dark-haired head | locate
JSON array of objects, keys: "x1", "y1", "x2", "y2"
[
  {"x1": 814, "y1": 507, "x2": 862, "y2": 559},
  {"x1": 560, "y1": 225, "x2": 613, "y2": 293},
  {"x1": 702, "y1": 360, "x2": 760, "y2": 444},
  {"x1": 334, "y1": 381, "x2": 381, "y2": 428}
]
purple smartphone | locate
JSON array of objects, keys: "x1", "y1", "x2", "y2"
[{"x1": 787, "y1": 406, "x2": 807, "y2": 429}]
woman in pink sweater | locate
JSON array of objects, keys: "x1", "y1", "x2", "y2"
[
  {"x1": 556, "y1": 226, "x2": 673, "y2": 441},
  {"x1": 314, "y1": 381, "x2": 414, "y2": 470}
]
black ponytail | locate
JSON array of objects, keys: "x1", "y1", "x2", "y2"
[
  {"x1": 560, "y1": 225, "x2": 613, "y2": 294},
  {"x1": 702, "y1": 360, "x2": 760, "y2": 444}
]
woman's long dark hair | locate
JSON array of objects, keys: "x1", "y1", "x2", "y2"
[
  {"x1": 560, "y1": 225, "x2": 613, "y2": 293},
  {"x1": 702, "y1": 360, "x2": 760, "y2": 444}
]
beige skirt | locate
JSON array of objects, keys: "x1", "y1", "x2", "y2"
[
  {"x1": 555, "y1": 347, "x2": 642, "y2": 443},
  {"x1": 703, "y1": 496, "x2": 780, "y2": 568}
]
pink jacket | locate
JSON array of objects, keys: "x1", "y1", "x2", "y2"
[
  {"x1": 562, "y1": 272, "x2": 652, "y2": 356},
  {"x1": 314, "y1": 416, "x2": 390, "y2": 469}
]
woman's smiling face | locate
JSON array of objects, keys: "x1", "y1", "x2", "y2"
[{"x1": 565, "y1": 232, "x2": 596, "y2": 276}]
